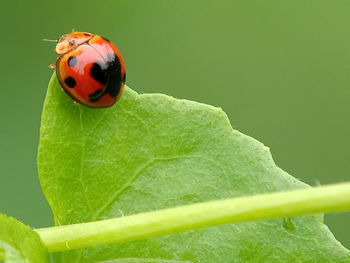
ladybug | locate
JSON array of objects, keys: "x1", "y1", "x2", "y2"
[{"x1": 54, "y1": 32, "x2": 126, "y2": 108}]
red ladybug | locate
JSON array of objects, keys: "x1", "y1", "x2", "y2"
[{"x1": 54, "y1": 32, "x2": 126, "y2": 108}]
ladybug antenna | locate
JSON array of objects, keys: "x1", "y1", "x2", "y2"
[{"x1": 42, "y1": 38, "x2": 57, "y2": 43}]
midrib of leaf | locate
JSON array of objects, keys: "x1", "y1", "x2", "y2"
[
  {"x1": 77, "y1": 106, "x2": 111, "y2": 216},
  {"x1": 78, "y1": 107, "x2": 93, "y2": 215}
]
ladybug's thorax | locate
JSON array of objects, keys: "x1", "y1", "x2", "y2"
[{"x1": 55, "y1": 32, "x2": 93, "y2": 55}]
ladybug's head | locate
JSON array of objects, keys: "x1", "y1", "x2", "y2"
[{"x1": 56, "y1": 32, "x2": 93, "y2": 55}]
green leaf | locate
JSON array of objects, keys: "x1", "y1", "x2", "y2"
[
  {"x1": 0, "y1": 214, "x2": 48, "y2": 263},
  {"x1": 38, "y1": 73, "x2": 350, "y2": 262}
]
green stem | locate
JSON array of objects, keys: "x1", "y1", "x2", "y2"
[{"x1": 34, "y1": 182, "x2": 350, "y2": 253}]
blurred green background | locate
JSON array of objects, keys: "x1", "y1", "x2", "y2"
[{"x1": 0, "y1": 0, "x2": 349, "y2": 248}]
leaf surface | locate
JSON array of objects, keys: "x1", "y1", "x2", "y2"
[
  {"x1": 38, "y1": 73, "x2": 350, "y2": 262},
  {"x1": 0, "y1": 214, "x2": 48, "y2": 263}
]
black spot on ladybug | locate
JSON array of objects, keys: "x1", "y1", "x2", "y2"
[
  {"x1": 107, "y1": 53, "x2": 115, "y2": 62},
  {"x1": 89, "y1": 55, "x2": 123, "y2": 100},
  {"x1": 88, "y1": 89, "x2": 105, "y2": 102},
  {"x1": 101, "y1": 36, "x2": 111, "y2": 42},
  {"x1": 68, "y1": 56, "x2": 77, "y2": 67},
  {"x1": 90, "y1": 63, "x2": 108, "y2": 85},
  {"x1": 64, "y1": 77, "x2": 76, "y2": 88},
  {"x1": 105, "y1": 57, "x2": 123, "y2": 97}
]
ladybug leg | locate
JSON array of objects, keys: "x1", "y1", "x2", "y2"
[{"x1": 48, "y1": 64, "x2": 56, "y2": 69}]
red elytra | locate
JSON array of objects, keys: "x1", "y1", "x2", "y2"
[{"x1": 55, "y1": 32, "x2": 126, "y2": 108}]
